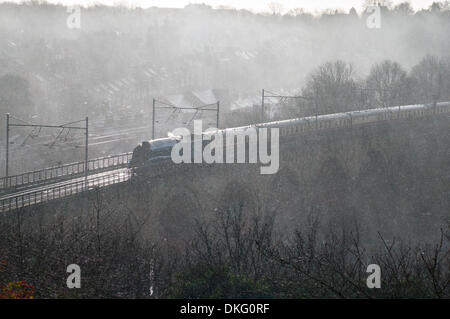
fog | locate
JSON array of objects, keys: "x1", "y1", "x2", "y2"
[
  {"x1": 0, "y1": 2, "x2": 449, "y2": 122},
  {"x1": 0, "y1": 1, "x2": 449, "y2": 299}
]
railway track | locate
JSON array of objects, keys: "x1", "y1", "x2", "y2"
[
  {"x1": 1, "y1": 102, "x2": 448, "y2": 213},
  {"x1": 0, "y1": 152, "x2": 132, "y2": 194},
  {"x1": 0, "y1": 168, "x2": 131, "y2": 213}
]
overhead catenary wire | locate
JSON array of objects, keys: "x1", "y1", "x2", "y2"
[
  {"x1": 152, "y1": 98, "x2": 220, "y2": 139},
  {"x1": 262, "y1": 85, "x2": 405, "y2": 121},
  {"x1": 4, "y1": 114, "x2": 89, "y2": 188}
]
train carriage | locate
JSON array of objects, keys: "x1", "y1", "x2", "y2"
[{"x1": 130, "y1": 102, "x2": 450, "y2": 171}]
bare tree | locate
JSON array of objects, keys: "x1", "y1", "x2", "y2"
[
  {"x1": 394, "y1": 2, "x2": 415, "y2": 15},
  {"x1": 366, "y1": 60, "x2": 409, "y2": 107},
  {"x1": 267, "y1": 2, "x2": 284, "y2": 16},
  {"x1": 410, "y1": 55, "x2": 447, "y2": 104},
  {"x1": 302, "y1": 60, "x2": 358, "y2": 114}
]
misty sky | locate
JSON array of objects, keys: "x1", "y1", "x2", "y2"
[{"x1": 0, "y1": 0, "x2": 442, "y2": 13}]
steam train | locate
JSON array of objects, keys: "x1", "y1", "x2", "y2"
[{"x1": 129, "y1": 102, "x2": 450, "y2": 173}]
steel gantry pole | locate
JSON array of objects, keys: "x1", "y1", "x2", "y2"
[
  {"x1": 5, "y1": 113, "x2": 9, "y2": 187},
  {"x1": 315, "y1": 88, "x2": 319, "y2": 129},
  {"x1": 216, "y1": 101, "x2": 220, "y2": 129},
  {"x1": 261, "y1": 89, "x2": 265, "y2": 122},
  {"x1": 152, "y1": 98, "x2": 156, "y2": 139},
  {"x1": 85, "y1": 116, "x2": 88, "y2": 187}
]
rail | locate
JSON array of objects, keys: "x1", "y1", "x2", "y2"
[
  {"x1": 0, "y1": 152, "x2": 132, "y2": 192},
  {"x1": 0, "y1": 171, "x2": 130, "y2": 213}
]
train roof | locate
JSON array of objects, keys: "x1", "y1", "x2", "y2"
[
  {"x1": 253, "y1": 102, "x2": 450, "y2": 129},
  {"x1": 148, "y1": 137, "x2": 179, "y2": 150},
  {"x1": 146, "y1": 102, "x2": 450, "y2": 143}
]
